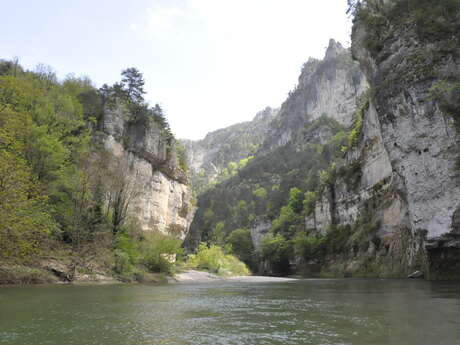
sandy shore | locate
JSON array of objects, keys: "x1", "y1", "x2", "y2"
[{"x1": 170, "y1": 270, "x2": 297, "y2": 283}]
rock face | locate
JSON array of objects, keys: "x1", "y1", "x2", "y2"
[
  {"x1": 263, "y1": 39, "x2": 367, "y2": 151},
  {"x1": 250, "y1": 219, "x2": 271, "y2": 252},
  {"x1": 304, "y1": 2, "x2": 460, "y2": 278},
  {"x1": 99, "y1": 103, "x2": 193, "y2": 239},
  {"x1": 181, "y1": 107, "x2": 278, "y2": 193},
  {"x1": 184, "y1": 40, "x2": 367, "y2": 254},
  {"x1": 186, "y1": 5, "x2": 460, "y2": 279}
]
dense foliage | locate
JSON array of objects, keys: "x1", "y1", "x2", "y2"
[
  {"x1": 186, "y1": 114, "x2": 352, "y2": 275},
  {"x1": 349, "y1": 0, "x2": 460, "y2": 61},
  {"x1": 0, "y1": 60, "x2": 185, "y2": 281},
  {"x1": 189, "y1": 116, "x2": 346, "y2": 233},
  {"x1": 114, "y1": 231, "x2": 182, "y2": 279},
  {"x1": 224, "y1": 228, "x2": 255, "y2": 270},
  {"x1": 186, "y1": 243, "x2": 250, "y2": 276}
]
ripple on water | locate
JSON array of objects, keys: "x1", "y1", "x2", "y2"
[{"x1": 1, "y1": 280, "x2": 460, "y2": 345}]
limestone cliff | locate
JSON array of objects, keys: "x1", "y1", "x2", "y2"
[
  {"x1": 186, "y1": 2, "x2": 460, "y2": 280},
  {"x1": 184, "y1": 40, "x2": 367, "y2": 253},
  {"x1": 181, "y1": 107, "x2": 277, "y2": 194},
  {"x1": 262, "y1": 39, "x2": 367, "y2": 150},
  {"x1": 99, "y1": 103, "x2": 193, "y2": 239},
  {"x1": 304, "y1": 1, "x2": 460, "y2": 278}
]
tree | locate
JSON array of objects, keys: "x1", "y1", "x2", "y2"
[
  {"x1": 253, "y1": 187, "x2": 267, "y2": 199},
  {"x1": 253, "y1": 187, "x2": 268, "y2": 214},
  {"x1": 288, "y1": 187, "x2": 304, "y2": 214},
  {"x1": 212, "y1": 221, "x2": 225, "y2": 246},
  {"x1": 261, "y1": 234, "x2": 291, "y2": 275},
  {"x1": 346, "y1": 0, "x2": 361, "y2": 15},
  {"x1": 105, "y1": 158, "x2": 141, "y2": 236},
  {"x1": 0, "y1": 76, "x2": 23, "y2": 112},
  {"x1": 225, "y1": 228, "x2": 255, "y2": 268},
  {"x1": 139, "y1": 232, "x2": 182, "y2": 273},
  {"x1": 0, "y1": 58, "x2": 21, "y2": 77},
  {"x1": 0, "y1": 109, "x2": 55, "y2": 261},
  {"x1": 151, "y1": 103, "x2": 172, "y2": 135},
  {"x1": 121, "y1": 67, "x2": 145, "y2": 104},
  {"x1": 271, "y1": 188, "x2": 304, "y2": 238},
  {"x1": 34, "y1": 63, "x2": 57, "y2": 90}
]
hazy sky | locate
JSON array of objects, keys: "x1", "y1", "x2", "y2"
[{"x1": 2, "y1": 0, "x2": 352, "y2": 139}]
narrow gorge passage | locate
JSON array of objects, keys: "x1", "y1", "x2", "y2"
[{"x1": 1, "y1": 1, "x2": 460, "y2": 344}]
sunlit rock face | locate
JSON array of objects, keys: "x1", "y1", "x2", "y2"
[
  {"x1": 262, "y1": 39, "x2": 368, "y2": 151},
  {"x1": 353, "y1": 3, "x2": 460, "y2": 266},
  {"x1": 351, "y1": 30, "x2": 460, "y2": 241},
  {"x1": 183, "y1": 17, "x2": 459, "y2": 279},
  {"x1": 99, "y1": 104, "x2": 193, "y2": 239},
  {"x1": 305, "y1": 4, "x2": 460, "y2": 278},
  {"x1": 183, "y1": 39, "x2": 368, "y2": 255}
]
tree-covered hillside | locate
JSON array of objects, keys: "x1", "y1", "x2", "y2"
[
  {"x1": 0, "y1": 60, "x2": 187, "y2": 283},
  {"x1": 184, "y1": 40, "x2": 368, "y2": 275},
  {"x1": 185, "y1": 114, "x2": 352, "y2": 273}
]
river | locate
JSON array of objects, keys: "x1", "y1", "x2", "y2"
[{"x1": 1, "y1": 279, "x2": 459, "y2": 345}]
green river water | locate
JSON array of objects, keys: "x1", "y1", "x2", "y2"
[{"x1": 1, "y1": 279, "x2": 459, "y2": 345}]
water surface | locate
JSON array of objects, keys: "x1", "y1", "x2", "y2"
[{"x1": 1, "y1": 279, "x2": 460, "y2": 345}]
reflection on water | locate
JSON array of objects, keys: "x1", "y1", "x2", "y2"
[{"x1": 1, "y1": 279, "x2": 460, "y2": 345}]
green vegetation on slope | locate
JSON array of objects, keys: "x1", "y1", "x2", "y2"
[
  {"x1": 0, "y1": 59, "x2": 187, "y2": 283},
  {"x1": 185, "y1": 114, "x2": 350, "y2": 275},
  {"x1": 349, "y1": 0, "x2": 460, "y2": 57}
]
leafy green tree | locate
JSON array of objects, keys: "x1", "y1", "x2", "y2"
[
  {"x1": 0, "y1": 58, "x2": 22, "y2": 76},
  {"x1": 271, "y1": 187, "x2": 304, "y2": 238},
  {"x1": 261, "y1": 234, "x2": 291, "y2": 275},
  {"x1": 186, "y1": 243, "x2": 250, "y2": 276},
  {"x1": 150, "y1": 103, "x2": 172, "y2": 136},
  {"x1": 121, "y1": 67, "x2": 145, "y2": 104},
  {"x1": 271, "y1": 205, "x2": 299, "y2": 238},
  {"x1": 139, "y1": 232, "x2": 182, "y2": 273},
  {"x1": 231, "y1": 200, "x2": 250, "y2": 227},
  {"x1": 288, "y1": 187, "x2": 304, "y2": 213},
  {"x1": 176, "y1": 143, "x2": 188, "y2": 172},
  {"x1": 303, "y1": 191, "x2": 317, "y2": 217},
  {"x1": 225, "y1": 228, "x2": 255, "y2": 268},
  {"x1": 252, "y1": 187, "x2": 267, "y2": 199},
  {"x1": 0, "y1": 109, "x2": 55, "y2": 261},
  {"x1": 293, "y1": 233, "x2": 325, "y2": 262},
  {"x1": 0, "y1": 76, "x2": 23, "y2": 112},
  {"x1": 212, "y1": 221, "x2": 226, "y2": 246}
]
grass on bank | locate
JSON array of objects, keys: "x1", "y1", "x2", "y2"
[
  {"x1": 0, "y1": 264, "x2": 58, "y2": 285},
  {"x1": 113, "y1": 230, "x2": 182, "y2": 282},
  {"x1": 0, "y1": 232, "x2": 251, "y2": 285}
]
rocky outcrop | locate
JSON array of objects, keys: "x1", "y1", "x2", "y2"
[
  {"x1": 250, "y1": 219, "x2": 271, "y2": 252},
  {"x1": 181, "y1": 107, "x2": 277, "y2": 193},
  {"x1": 304, "y1": 1, "x2": 460, "y2": 278},
  {"x1": 262, "y1": 39, "x2": 367, "y2": 151},
  {"x1": 184, "y1": 39, "x2": 367, "y2": 255},
  {"x1": 185, "y1": 4, "x2": 459, "y2": 279},
  {"x1": 99, "y1": 103, "x2": 193, "y2": 238}
]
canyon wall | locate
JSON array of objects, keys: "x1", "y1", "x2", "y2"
[
  {"x1": 304, "y1": 1, "x2": 460, "y2": 278},
  {"x1": 99, "y1": 103, "x2": 193, "y2": 239}
]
